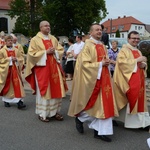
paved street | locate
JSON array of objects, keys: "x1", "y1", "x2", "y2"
[{"x1": 0, "y1": 79, "x2": 150, "y2": 150}]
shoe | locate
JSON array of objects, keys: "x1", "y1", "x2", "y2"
[
  {"x1": 113, "y1": 120, "x2": 118, "y2": 126},
  {"x1": 17, "y1": 100, "x2": 26, "y2": 109},
  {"x1": 94, "y1": 130, "x2": 112, "y2": 142},
  {"x1": 66, "y1": 78, "x2": 72, "y2": 81},
  {"x1": 38, "y1": 116, "x2": 50, "y2": 122},
  {"x1": 51, "y1": 113, "x2": 64, "y2": 121},
  {"x1": 75, "y1": 117, "x2": 84, "y2": 133},
  {"x1": 139, "y1": 126, "x2": 150, "y2": 131},
  {"x1": 4, "y1": 102, "x2": 10, "y2": 107}
]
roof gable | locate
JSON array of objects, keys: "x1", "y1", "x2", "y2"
[
  {"x1": 0, "y1": 0, "x2": 11, "y2": 10},
  {"x1": 102, "y1": 16, "x2": 145, "y2": 33}
]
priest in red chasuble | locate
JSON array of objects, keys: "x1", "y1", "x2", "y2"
[
  {"x1": 113, "y1": 31, "x2": 150, "y2": 131},
  {"x1": 25, "y1": 21, "x2": 67, "y2": 122},
  {"x1": 11, "y1": 34, "x2": 25, "y2": 61},
  {"x1": 0, "y1": 35, "x2": 26, "y2": 109},
  {"x1": 68, "y1": 23, "x2": 118, "y2": 142}
]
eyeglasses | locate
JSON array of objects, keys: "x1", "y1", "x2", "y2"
[{"x1": 130, "y1": 38, "x2": 140, "y2": 40}]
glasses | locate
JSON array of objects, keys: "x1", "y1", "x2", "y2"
[{"x1": 130, "y1": 38, "x2": 140, "y2": 40}]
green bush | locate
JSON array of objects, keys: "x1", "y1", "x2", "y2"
[{"x1": 23, "y1": 46, "x2": 28, "y2": 54}]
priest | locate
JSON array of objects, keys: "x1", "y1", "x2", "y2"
[
  {"x1": 113, "y1": 31, "x2": 150, "y2": 131},
  {"x1": 0, "y1": 35, "x2": 26, "y2": 109},
  {"x1": 68, "y1": 23, "x2": 118, "y2": 142},
  {"x1": 25, "y1": 21, "x2": 67, "y2": 122}
]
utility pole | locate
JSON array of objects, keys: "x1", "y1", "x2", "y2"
[
  {"x1": 110, "y1": 18, "x2": 112, "y2": 37},
  {"x1": 30, "y1": 0, "x2": 35, "y2": 32}
]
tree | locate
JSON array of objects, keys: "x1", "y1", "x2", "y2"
[
  {"x1": 8, "y1": 0, "x2": 44, "y2": 36},
  {"x1": 8, "y1": 0, "x2": 107, "y2": 36},
  {"x1": 44, "y1": 0, "x2": 107, "y2": 36},
  {"x1": 115, "y1": 29, "x2": 120, "y2": 38}
]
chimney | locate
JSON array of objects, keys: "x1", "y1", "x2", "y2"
[
  {"x1": 124, "y1": 15, "x2": 126, "y2": 18},
  {"x1": 118, "y1": 16, "x2": 120, "y2": 19}
]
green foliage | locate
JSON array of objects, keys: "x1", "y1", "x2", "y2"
[
  {"x1": 23, "y1": 45, "x2": 28, "y2": 54},
  {"x1": 115, "y1": 29, "x2": 120, "y2": 38},
  {"x1": 8, "y1": 0, "x2": 107, "y2": 36},
  {"x1": 8, "y1": 0, "x2": 44, "y2": 36},
  {"x1": 44, "y1": 0, "x2": 107, "y2": 36}
]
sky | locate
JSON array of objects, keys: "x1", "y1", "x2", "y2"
[{"x1": 101, "y1": 0, "x2": 150, "y2": 24}]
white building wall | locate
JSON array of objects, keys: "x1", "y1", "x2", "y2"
[
  {"x1": 144, "y1": 30, "x2": 150, "y2": 38},
  {"x1": 129, "y1": 24, "x2": 145, "y2": 37},
  {"x1": 0, "y1": 10, "x2": 16, "y2": 34}
]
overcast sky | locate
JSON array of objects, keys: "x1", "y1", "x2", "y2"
[{"x1": 101, "y1": 0, "x2": 150, "y2": 24}]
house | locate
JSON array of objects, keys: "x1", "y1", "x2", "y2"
[
  {"x1": 0, "y1": 0, "x2": 16, "y2": 34},
  {"x1": 145, "y1": 25, "x2": 150, "y2": 38},
  {"x1": 101, "y1": 16, "x2": 147, "y2": 39}
]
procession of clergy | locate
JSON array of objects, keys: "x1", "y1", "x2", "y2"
[{"x1": 0, "y1": 20, "x2": 150, "y2": 143}]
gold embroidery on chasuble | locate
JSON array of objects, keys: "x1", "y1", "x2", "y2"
[{"x1": 104, "y1": 84, "x2": 111, "y2": 99}]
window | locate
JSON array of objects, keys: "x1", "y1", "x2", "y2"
[
  {"x1": 122, "y1": 34, "x2": 124, "y2": 38},
  {"x1": 112, "y1": 27, "x2": 115, "y2": 30},
  {"x1": 138, "y1": 26, "x2": 141, "y2": 30},
  {"x1": 135, "y1": 26, "x2": 137, "y2": 30},
  {"x1": 0, "y1": 17, "x2": 8, "y2": 33}
]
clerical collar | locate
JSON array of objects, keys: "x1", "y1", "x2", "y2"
[
  {"x1": 42, "y1": 33, "x2": 49, "y2": 40},
  {"x1": 127, "y1": 43, "x2": 137, "y2": 50},
  {"x1": 7, "y1": 46, "x2": 13, "y2": 50},
  {"x1": 90, "y1": 37, "x2": 101, "y2": 44},
  {"x1": 13, "y1": 43, "x2": 17, "y2": 46}
]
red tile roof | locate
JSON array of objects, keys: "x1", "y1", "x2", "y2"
[
  {"x1": 0, "y1": 0, "x2": 11, "y2": 10},
  {"x1": 102, "y1": 16, "x2": 145, "y2": 34}
]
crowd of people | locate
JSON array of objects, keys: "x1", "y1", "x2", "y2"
[{"x1": 0, "y1": 21, "x2": 150, "y2": 146}]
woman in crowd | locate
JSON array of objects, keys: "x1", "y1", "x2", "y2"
[
  {"x1": 65, "y1": 38, "x2": 74, "y2": 81},
  {"x1": 108, "y1": 40, "x2": 119, "y2": 77}
]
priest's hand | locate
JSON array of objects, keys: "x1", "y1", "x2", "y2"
[
  {"x1": 46, "y1": 47, "x2": 55, "y2": 54},
  {"x1": 139, "y1": 62, "x2": 147, "y2": 69},
  {"x1": 102, "y1": 58, "x2": 110, "y2": 66},
  {"x1": 110, "y1": 60, "x2": 116, "y2": 65},
  {"x1": 136, "y1": 56, "x2": 147, "y2": 63},
  {"x1": 12, "y1": 56, "x2": 17, "y2": 62}
]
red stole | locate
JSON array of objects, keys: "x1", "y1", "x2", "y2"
[
  {"x1": 0, "y1": 50, "x2": 22, "y2": 97},
  {"x1": 34, "y1": 39, "x2": 62, "y2": 98},
  {"x1": 84, "y1": 44, "x2": 114, "y2": 118},
  {"x1": 126, "y1": 50, "x2": 145, "y2": 113}
]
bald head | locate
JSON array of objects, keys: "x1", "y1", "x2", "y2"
[
  {"x1": 10, "y1": 34, "x2": 17, "y2": 43},
  {"x1": 39, "y1": 21, "x2": 50, "y2": 35},
  {"x1": 39, "y1": 21, "x2": 49, "y2": 28}
]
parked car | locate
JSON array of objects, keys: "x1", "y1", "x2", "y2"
[{"x1": 108, "y1": 38, "x2": 127, "y2": 49}]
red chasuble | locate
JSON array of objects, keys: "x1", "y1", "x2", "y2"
[
  {"x1": 126, "y1": 50, "x2": 145, "y2": 113},
  {"x1": 0, "y1": 50, "x2": 22, "y2": 97},
  {"x1": 84, "y1": 44, "x2": 114, "y2": 119},
  {"x1": 34, "y1": 39, "x2": 63, "y2": 99}
]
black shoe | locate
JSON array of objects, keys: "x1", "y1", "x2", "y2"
[
  {"x1": 94, "y1": 130, "x2": 112, "y2": 142},
  {"x1": 17, "y1": 100, "x2": 26, "y2": 109},
  {"x1": 75, "y1": 117, "x2": 84, "y2": 133},
  {"x1": 113, "y1": 120, "x2": 118, "y2": 126},
  {"x1": 4, "y1": 102, "x2": 10, "y2": 107},
  {"x1": 139, "y1": 126, "x2": 150, "y2": 131}
]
